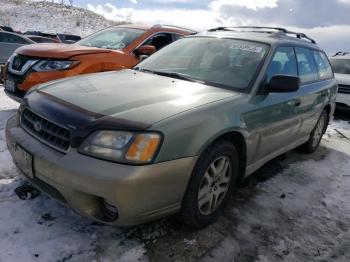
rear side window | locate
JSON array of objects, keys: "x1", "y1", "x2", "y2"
[
  {"x1": 0, "y1": 32, "x2": 29, "y2": 44},
  {"x1": 266, "y1": 46, "x2": 298, "y2": 82},
  {"x1": 312, "y1": 51, "x2": 333, "y2": 79},
  {"x1": 295, "y1": 47, "x2": 319, "y2": 84}
]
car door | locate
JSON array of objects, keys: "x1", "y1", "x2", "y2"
[
  {"x1": 254, "y1": 46, "x2": 302, "y2": 161},
  {"x1": 295, "y1": 48, "x2": 333, "y2": 137},
  {"x1": 0, "y1": 32, "x2": 31, "y2": 64}
]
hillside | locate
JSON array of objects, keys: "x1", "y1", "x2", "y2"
[{"x1": 0, "y1": 0, "x2": 121, "y2": 37}]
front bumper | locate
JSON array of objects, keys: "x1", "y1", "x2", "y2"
[
  {"x1": 336, "y1": 93, "x2": 350, "y2": 107},
  {"x1": 6, "y1": 114, "x2": 197, "y2": 226},
  {"x1": 4, "y1": 67, "x2": 78, "y2": 103}
]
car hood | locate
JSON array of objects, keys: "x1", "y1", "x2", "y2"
[
  {"x1": 30, "y1": 70, "x2": 240, "y2": 127},
  {"x1": 334, "y1": 73, "x2": 350, "y2": 85},
  {"x1": 15, "y1": 43, "x2": 113, "y2": 59}
]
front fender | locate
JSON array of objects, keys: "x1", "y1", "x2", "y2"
[{"x1": 151, "y1": 98, "x2": 256, "y2": 163}]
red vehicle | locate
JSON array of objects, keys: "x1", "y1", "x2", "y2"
[{"x1": 3, "y1": 24, "x2": 196, "y2": 102}]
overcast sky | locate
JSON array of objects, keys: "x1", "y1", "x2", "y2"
[{"x1": 73, "y1": 0, "x2": 350, "y2": 54}]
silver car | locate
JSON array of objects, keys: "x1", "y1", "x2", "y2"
[
  {"x1": 6, "y1": 27, "x2": 337, "y2": 228},
  {"x1": 329, "y1": 52, "x2": 350, "y2": 108},
  {"x1": 0, "y1": 32, "x2": 34, "y2": 64}
]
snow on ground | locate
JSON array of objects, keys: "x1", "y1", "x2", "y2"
[
  {"x1": 205, "y1": 123, "x2": 350, "y2": 262},
  {"x1": 0, "y1": 88, "x2": 349, "y2": 262},
  {"x1": 0, "y1": 0, "x2": 119, "y2": 37}
]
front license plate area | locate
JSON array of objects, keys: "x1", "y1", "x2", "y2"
[
  {"x1": 4, "y1": 79, "x2": 16, "y2": 93},
  {"x1": 11, "y1": 143, "x2": 33, "y2": 179}
]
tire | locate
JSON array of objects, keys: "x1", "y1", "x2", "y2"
[
  {"x1": 180, "y1": 140, "x2": 239, "y2": 229},
  {"x1": 300, "y1": 110, "x2": 328, "y2": 154}
]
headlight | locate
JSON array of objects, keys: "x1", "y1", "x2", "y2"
[
  {"x1": 32, "y1": 60, "x2": 78, "y2": 72},
  {"x1": 79, "y1": 131, "x2": 162, "y2": 164}
]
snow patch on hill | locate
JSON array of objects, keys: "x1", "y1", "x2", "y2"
[{"x1": 0, "y1": 0, "x2": 121, "y2": 37}]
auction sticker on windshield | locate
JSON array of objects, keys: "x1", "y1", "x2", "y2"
[{"x1": 230, "y1": 44, "x2": 264, "y2": 53}]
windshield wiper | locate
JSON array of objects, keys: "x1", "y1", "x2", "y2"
[
  {"x1": 133, "y1": 68, "x2": 205, "y2": 84},
  {"x1": 151, "y1": 71, "x2": 206, "y2": 84},
  {"x1": 133, "y1": 67, "x2": 154, "y2": 73}
]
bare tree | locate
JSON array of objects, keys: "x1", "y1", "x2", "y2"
[{"x1": 69, "y1": 0, "x2": 73, "y2": 6}]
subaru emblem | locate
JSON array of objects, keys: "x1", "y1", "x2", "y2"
[{"x1": 34, "y1": 121, "x2": 42, "y2": 133}]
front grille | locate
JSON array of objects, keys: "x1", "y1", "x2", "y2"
[
  {"x1": 8, "y1": 54, "x2": 38, "y2": 77},
  {"x1": 11, "y1": 55, "x2": 31, "y2": 71},
  {"x1": 338, "y1": 84, "x2": 350, "y2": 94},
  {"x1": 20, "y1": 108, "x2": 71, "y2": 152}
]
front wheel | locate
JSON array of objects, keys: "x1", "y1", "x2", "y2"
[
  {"x1": 300, "y1": 110, "x2": 328, "y2": 153},
  {"x1": 180, "y1": 140, "x2": 239, "y2": 229}
]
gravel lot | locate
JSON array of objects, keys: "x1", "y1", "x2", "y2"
[{"x1": 0, "y1": 88, "x2": 349, "y2": 262}]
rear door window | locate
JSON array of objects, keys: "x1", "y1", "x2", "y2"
[
  {"x1": 295, "y1": 47, "x2": 319, "y2": 84},
  {"x1": 312, "y1": 51, "x2": 333, "y2": 79},
  {"x1": 266, "y1": 46, "x2": 298, "y2": 82}
]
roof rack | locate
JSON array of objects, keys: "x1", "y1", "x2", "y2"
[
  {"x1": 333, "y1": 51, "x2": 349, "y2": 57},
  {"x1": 207, "y1": 26, "x2": 317, "y2": 44},
  {"x1": 152, "y1": 24, "x2": 197, "y2": 34}
]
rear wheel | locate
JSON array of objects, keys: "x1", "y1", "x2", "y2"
[
  {"x1": 180, "y1": 140, "x2": 239, "y2": 229},
  {"x1": 300, "y1": 110, "x2": 328, "y2": 153}
]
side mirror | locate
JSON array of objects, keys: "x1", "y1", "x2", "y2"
[
  {"x1": 267, "y1": 75, "x2": 300, "y2": 93},
  {"x1": 139, "y1": 55, "x2": 149, "y2": 62},
  {"x1": 136, "y1": 45, "x2": 156, "y2": 56}
]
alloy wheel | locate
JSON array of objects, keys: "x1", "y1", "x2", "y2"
[
  {"x1": 197, "y1": 156, "x2": 232, "y2": 215},
  {"x1": 312, "y1": 113, "x2": 326, "y2": 147}
]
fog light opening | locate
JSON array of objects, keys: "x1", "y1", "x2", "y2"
[{"x1": 100, "y1": 198, "x2": 118, "y2": 222}]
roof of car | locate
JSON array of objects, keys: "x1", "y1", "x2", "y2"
[
  {"x1": 26, "y1": 35, "x2": 51, "y2": 38},
  {"x1": 196, "y1": 27, "x2": 320, "y2": 49},
  {"x1": 330, "y1": 52, "x2": 350, "y2": 59},
  {"x1": 26, "y1": 35, "x2": 58, "y2": 42},
  {"x1": 113, "y1": 23, "x2": 196, "y2": 33}
]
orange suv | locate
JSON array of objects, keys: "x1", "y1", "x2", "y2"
[{"x1": 3, "y1": 24, "x2": 195, "y2": 102}]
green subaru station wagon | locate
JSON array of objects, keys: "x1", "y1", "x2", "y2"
[{"x1": 6, "y1": 27, "x2": 337, "y2": 228}]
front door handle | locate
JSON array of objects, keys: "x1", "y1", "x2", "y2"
[{"x1": 294, "y1": 99, "x2": 301, "y2": 107}]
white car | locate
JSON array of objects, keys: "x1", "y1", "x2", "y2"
[{"x1": 330, "y1": 52, "x2": 350, "y2": 107}]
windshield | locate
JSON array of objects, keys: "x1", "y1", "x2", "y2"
[
  {"x1": 78, "y1": 28, "x2": 145, "y2": 50},
  {"x1": 136, "y1": 37, "x2": 268, "y2": 92},
  {"x1": 330, "y1": 59, "x2": 350, "y2": 75}
]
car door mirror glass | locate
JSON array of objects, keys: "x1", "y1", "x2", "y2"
[
  {"x1": 267, "y1": 75, "x2": 300, "y2": 93},
  {"x1": 139, "y1": 54, "x2": 149, "y2": 62}
]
